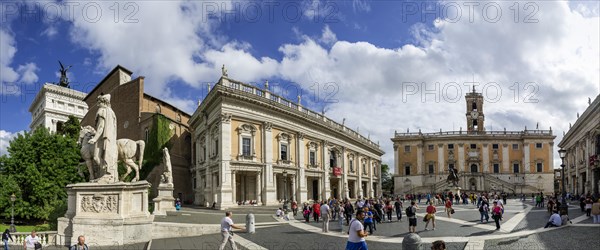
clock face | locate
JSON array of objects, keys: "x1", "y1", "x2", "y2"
[{"x1": 470, "y1": 111, "x2": 478, "y2": 119}]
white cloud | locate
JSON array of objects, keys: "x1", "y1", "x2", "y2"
[
  {"x1": 41, "y1": 25, "x2": 58, "y2": 39},
  {"x1": 17, "y1": 63, "x2": 39, "y2": 84},
  {"x1": 0, "y1": 130, "x2": 20, "y2": 156},
  {"x1": 41, "y1": 0, "x2": 597, "y2": 171},
  {"x1": 0, "y1": 28, "x2": 39, "y2": 95},
  {"x1": 273, "y1": 1, "x2": 599, "y2": 169},
  {"x1": 319, "y1": 25, "x2": 337, "y2": 45},
  {"x1": 352, "y1": 0, "x2": 371, "y2": 13}
]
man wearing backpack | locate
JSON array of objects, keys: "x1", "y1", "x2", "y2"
[
  {"x1": 479, "y1": 198, "x2": 489, "y2": 223},
  {"x1": 406, "y1": 201, "x2": 418, "y2": 233},
  {"x1": 70, "y1": 235, "x2": 89, "y2": 250}
]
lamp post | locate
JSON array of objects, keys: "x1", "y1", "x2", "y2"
[
  {"x1": 283, "y1": 170, "x2": 289, "y2": 212},
  {"x1": 9, "y1": 193, "x2": 16, "y2": 232},
  {"x1": 558, "y1": 149, "x2": 568, "y2": 216}
]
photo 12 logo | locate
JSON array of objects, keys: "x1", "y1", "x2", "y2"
[
  {"x1": 400, "y1": 82, "x2": 540, "y2": 103},
  {"x1": 1, "y1": 1, "x2": 139, "y2": 23},
  {"x1": 401, "y1": 1, "x2": 539, "y2": 23}
]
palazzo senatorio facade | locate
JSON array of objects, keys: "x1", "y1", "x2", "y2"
[
  {"x1": 558, "y1": 95, "x2": 600, "y2": 195},
  {"x1": 392, "y1": 89, "x2": 556, "y2": 195},
  {"x1": 189, "y1": 73, "x2": 384, "y2": 209}
]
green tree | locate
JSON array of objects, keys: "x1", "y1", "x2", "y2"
[
  {"x1": 0, "y1": 127, "x2": 84, "y2": 222},
  {"x1": 381, "y1": 164, "x2": 394, "y2": 195},
  {"x1": 58, "y1": 115, "x2": 81, "y2": 138},
  {"x1": 139, "y1": 114, "x2": 173, "y2": 180}
]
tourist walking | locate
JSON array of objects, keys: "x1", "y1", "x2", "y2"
[
  {"x1": 424, "y1": 202, "x2": 436, "y2": 230},
  {"x1": 219, "y1": 211, "x2": 245, "y2": 250},
  {"x1": 491, "y1": 201, "x2": 502, "y2": 230},
  {"x1": 385, "y1": 202, "x2": 393, "y2": 222},
  {"x1": 23, "y1": 231, "x2": 40, "y2": 250},
  {"x1": 339, "y1": 203, "x2": 345, "y2": 233},
  {"x1": 363, "y1": 208, "x2": 375, "y2": 235},
  {"x1": 303, "y1": 203, "x2": 311, "y2": 222},
  {"x1": 585, "y1": 197, "x2": 593, "y2": 216},
  {"x1": 445, "y1": 198, "x2": 453, "y2": 218},
  {"x1": 345, "y1": 201, "x2": 354, "y2": 225},
  {"x1": 2, "y1": 229, "x2": 13, "y2": 250},
  {"x1": 394, "y1": 198, "x2": 403, "y2": 221},
  {"x1": 479, "y1": 198, "x2": 489, "y2": 223},
  {"x1": 313, "y1": 201, "x2": 321, "y2": 223},
  {"x1": 70, "y1": 235, "x2": 89, "y2": 250},
  {"x1": 406, "y1": 201, "x2": 418, "y2": 233},
  {"x1": 321, "y1": 202, "x2": 331, "y2": 232},
  {"x1": 291, "y1": 200, "x2": 298, "y2": 216},
  {"x1": 591, "y1": 198, "x2": 600, "y2": 223},
  {"x1": 346, "y1": 210, "x2": 368, "y2": 250}
]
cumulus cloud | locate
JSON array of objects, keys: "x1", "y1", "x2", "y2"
[
  {"x1": 0, "y1": 130, "x2": 19, "y2": 156},
  {"x1": 273, "y1": 1, "x2": 599, "y2": 168},
  {"x1": 0, "y1": 28, "x2": 39, "y2": 95},
  {"x1": 42, "y1": 0, "x2": 597, "y2": 170}
]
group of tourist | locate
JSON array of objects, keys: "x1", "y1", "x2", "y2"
[{"x1": 1, "y1": 230, "x2": 88, "y2": 250}]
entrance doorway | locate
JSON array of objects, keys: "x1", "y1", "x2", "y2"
[{"x1": 312, "y1": 180, "x2": 319, "y2": 200}]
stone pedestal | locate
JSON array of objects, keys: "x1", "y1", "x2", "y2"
[
  {"x1": 57, "y1": 181, "x2": 154, "y2": 247},
  {"x1": 153, "y1": 183, "x2": 176, "y2": 216}
]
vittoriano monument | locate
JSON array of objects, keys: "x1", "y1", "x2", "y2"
[
  {"x1": 58, "y1": 61, "x2": 72, "y2": 88},
  {"x1": 58, "y1": 94, "x2": 155, "y2": 247}
]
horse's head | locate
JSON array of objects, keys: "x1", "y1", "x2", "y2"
[{"x1": 78, "y1": 126, "x2": 96, "y2": 145}]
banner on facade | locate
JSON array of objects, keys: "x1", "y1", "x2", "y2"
[{"x1": 333, "y1": 167, "x2": 342, "y2": 176}]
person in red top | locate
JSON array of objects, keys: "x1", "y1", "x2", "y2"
[
  {"x1": 424, "y1": 203, "x2": 437, "y2": 230},
  {"x1": 312, "y1": 201, "x2": 321, "y2": 223},
  {"x1": 445, "y1": 198, "x2": 453, "y2": 218},
  {"x1": 491, "y1": 201, "x2": 502, "y2": 230}
]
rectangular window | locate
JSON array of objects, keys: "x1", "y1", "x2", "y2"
[
  {"x1": 405, "y1": 166, "x2": 411, "y2": 175},
  {"x1": 448, "y1": 144, "x2": 454, "y2": 149},
  {"x1": 215, "y1": 139, "x2": 219, "y2": 155},
  {"x1": 513, "y1": 163, "x2": 520, "y2": 173},
  {"x1": 428, "y1": 164, "x2": 434, "y2": 174},
  {"x1": 404, "y1": 145, "x2": 411, "y2": 152},
  {"x1": 193, "y1": 177, "x2": 197, "y2": 189},
  {"x1": 470, "y1": 144, "x2": 477, "y2": 149},
  {"x1": 280, "y1": 144, "x2": 288, "y2": 160},
  {"x1": 536, "y1": 143, "x2": 543, "y2": 149},
  {"x1": 203, "y1": 147, "x2": 206, "y2": 160},
  {"x1": 449, "y1": 163, "x2": 454, "y2": 170},
  {"x1": 363, "y1": 164, "x2": 367, "y2": 174},
  {"x1": 242, "y1": 137, "x2": 251, "y2": 156},
  {"x1": 349, "y1": 159, "x2": 354, "y2": 172},
  {"x1": 309, "y1": 151, "x2": 316, "y2": 166},
  {"x1": 493, "y1": 164, "x2": 500, "y2": 173},
  {"x1": 512, "y1": 144, "x2": 519, "y2": 150},
  {"x1": 492, "y1": 144, "x2": 499, "y2": 149},
  {"x1": 537, "y1": 163, "x2": 543, "y2": 172},
  {"x1": 428, "y1": 144, "x2": 434, "y2": 151}
]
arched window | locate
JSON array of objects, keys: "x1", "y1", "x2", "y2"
[{"x1": 470, "y1": 164, "x2": 478, "y2": 173}]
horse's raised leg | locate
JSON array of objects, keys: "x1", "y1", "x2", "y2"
[
  {"x1": 125, "y1": 159, "x2": 139, "y2": 182},
  {"x1": 123, "y1": 162, "x2": 132, "y2": 181}
]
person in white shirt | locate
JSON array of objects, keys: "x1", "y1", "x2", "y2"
[
  {"x1": 219, "y1": 211, "x2": 245, "y2": 250},
  {"x1": 275, "y1": 208, "x2": 283, "y2": 217},
  {"x1": 23, "y1": 231, "x2": 40, "y2": 250},
  {"x1": 544, "y1": 211, "x2": 562, "y2": 228},
  {"x1": 321, "y1": 203, "x2": 331, "y2": 232},
  {"x1": 346, "y1": 210, "x2": 368, "y2": 250}
]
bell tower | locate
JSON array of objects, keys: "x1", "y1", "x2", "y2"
[{"x1": 465, "y1": 86, "x2": 484, "y2": 133}]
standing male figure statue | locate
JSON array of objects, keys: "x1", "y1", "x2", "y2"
[{"x1": 88, "y1": 94, "x2": 119, "y2": 183}]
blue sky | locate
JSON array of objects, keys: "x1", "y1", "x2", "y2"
[{"x1": 1, "y1": 0, "x2": 599, "y2": 168}]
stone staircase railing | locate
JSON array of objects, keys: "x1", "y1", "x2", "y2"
[
  {"x1": 484, "y1": 175, "x2": 516, "y2": 193},
  {"x1": 0, "y1": 231, "x2": 58, "y2": 247}
]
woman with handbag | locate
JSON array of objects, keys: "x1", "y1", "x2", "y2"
[
  {"x1": 445, "y1": 198, "x2": 453, "y2": 218},
  {"x1": 23, "y1": 231, "x2": 41, "y2": 250},
  {"x1": 491, "y1": 201, "x2": 502, "y2": 230},
  {"x1": 424, "y1": 203, "x2": 437, "y2": 230}
]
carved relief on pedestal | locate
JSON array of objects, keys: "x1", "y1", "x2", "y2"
[{"x1": 80, "y1": 194, "x2": 119, "y2": 213}]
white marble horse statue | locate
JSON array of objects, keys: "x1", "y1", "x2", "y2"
[{"x1": 78, "y1": 125, "x2": 146, "y2": 181}]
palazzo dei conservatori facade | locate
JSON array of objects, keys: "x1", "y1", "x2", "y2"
[{"x1": 189, "y1": 70, "x2": 384, "y2": 209}]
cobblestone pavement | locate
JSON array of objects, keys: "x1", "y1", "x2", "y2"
[{"x1": 11, "y1": 199, "x2": 597, "y2": 250}]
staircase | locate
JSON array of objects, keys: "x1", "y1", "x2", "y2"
[{"x1": 484, "y1": 175, "x2": 516, "y2": 193}]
